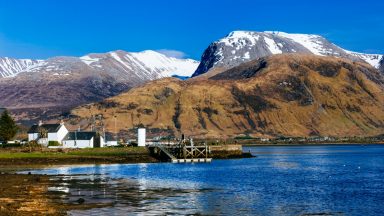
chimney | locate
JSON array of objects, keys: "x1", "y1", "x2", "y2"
[
  {"x1": 60, "y1": 120, "x2": 65, "y2": 125},
  {"x1": 38, "y1": 120, "x2": 43, "y2": 126}
]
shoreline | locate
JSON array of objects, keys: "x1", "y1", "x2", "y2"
[
  {"x1": 0, "y1": 148, "x2": 158, "y2": 168},
  {"x1": 0, "y1": 173, "x2": 116, "y2": 215},
  {"x1": 0, "y1": 142, "x2": 381, "y2": 168},
  {"x1": 0, "y1": 145, "x2": 250, "y2": 168}
]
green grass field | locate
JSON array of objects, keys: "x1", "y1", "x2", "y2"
[{"x1": 0, "y1": 147, "x2": 149, "y2": 159}]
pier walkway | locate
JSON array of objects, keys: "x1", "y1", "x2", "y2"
[{"x1": 147, "y1": 140, "x2": 212, "y2": 163}]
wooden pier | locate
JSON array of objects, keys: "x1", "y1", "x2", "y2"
[{"x1": 147, "y1": 139, "x2": 212, "y2": 163}]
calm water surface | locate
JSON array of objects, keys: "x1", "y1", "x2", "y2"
[{"x1": 29, "y1": 145, "x2": 384, "y2": 215}]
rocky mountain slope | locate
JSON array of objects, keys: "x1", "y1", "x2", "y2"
[
  {"x1": 192, "y1": 31, "x2": 383, "y2": 77},
  {"x1": 0, "y1": 50, "x2": 198, "y2": 123},
  {"x1": 72, "y1": 54, "x2": 384, "y2": 138},
  {"x1": 0, "y1": 57, "x2": 42, "y2": 78}
]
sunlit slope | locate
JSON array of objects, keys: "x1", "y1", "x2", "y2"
[{"x1": 73, "y1": 54, "x2": 384, "y2": 138}]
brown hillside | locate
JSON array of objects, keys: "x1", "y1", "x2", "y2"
[{"x1": 72, "y1": 54, "x2": 384, "y2": 138}]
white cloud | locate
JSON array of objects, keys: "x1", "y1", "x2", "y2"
[{"x1": 156, "y1": 49, "x2": 187, "y2": 59}]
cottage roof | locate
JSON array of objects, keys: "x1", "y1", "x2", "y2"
[
  {"x1": 63, "y1": 132, "x2": 97, "y2": 141},
  {"x1": 104, "y1": 133, "x2": 116, "y2": 141},
  {"x1": 28, "y1": 124, "x2": 63, "y2": 133}
]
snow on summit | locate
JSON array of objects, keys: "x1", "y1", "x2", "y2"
[
  {"x1": 192, "y1": 30, "x2": 384, "y2": 77},
  {"x1": 0, "y1": 50, "x2": 199, "y2": 79}
]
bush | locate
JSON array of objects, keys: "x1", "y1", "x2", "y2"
[
  {"x1": 1, "y1": 143, "x2": 22, "y2": 148},
  {"x1": 234, "y1": 135, "x2": 254, "y2": 140},
  {"x1": 48, "y1": 141, "x2": 61, "y2": 146}
]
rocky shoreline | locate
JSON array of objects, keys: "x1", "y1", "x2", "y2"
[{"x1": 0, "y1": 173, "x2": 119, "y2": 215}]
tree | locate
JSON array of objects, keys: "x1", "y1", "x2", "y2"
[
  {"x1": 0, "y1": 109, "x2": 19, "y2": 144},
  {"x1": 38, "y1": 127, "x2": 48, "y2": 138}
]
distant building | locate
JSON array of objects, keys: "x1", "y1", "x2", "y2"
[
  {"x1": 27, "y1": 120, "x2": 113, "y2": 148},
  {"x1": 62, "y1": 131, "x2": 105, "y2": 148},
  {"x1": 27, "y1": 121, "x2": 68, "y2": 146}
]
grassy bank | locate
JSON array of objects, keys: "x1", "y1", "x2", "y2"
[
  {"x1": 0, "y1": 147, "x2": 158, "y2": 167},
  {"x1": 0, "y1": 144, "x2": 253, "y2": 167}
]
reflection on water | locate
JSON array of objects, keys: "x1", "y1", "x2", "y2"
[
  {"x1": 273, "y1": 161, "x2": 299, "y2": 169},
  {"x1": 27, "y1": 145, "x2": 384, "y2": 215},
  {"x1": 44, "y1": 173, "x2": 216, "y2": 215}
]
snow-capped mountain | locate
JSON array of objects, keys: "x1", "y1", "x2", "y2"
[
  {"x1": 0, "y1": 50, "x2": 199, "y2": 79},
  {"x1": 192, "y1": 31, "x2": 383, "y2": 76},
  {"x1": 0, "y1": 57, "x2": 42, "y2": 78},
  {"x1": 80, "y1": 50, "x2": 199, "y2": 79},
  {"x1": 0, "y1": 50, "x2": 198, "y2": 123}
]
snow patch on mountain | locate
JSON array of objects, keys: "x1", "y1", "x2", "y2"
[
  {"x1": 346, "y1": 51, "x2": 382, "y2": 68},
  {"x1": 130, "y1": 50, "x2": 199, "y2": 77},
  {"x1": 270, "y1": 32, "x2": 327, "y2": 55},
  {"x1": 0, "y1": 58, "x2": 42, "y2": 78},
  {"x1": 80, "y1": 55, "x2": 100, "y2": 66},
  {"x1": 263, "y1": 36, "x2": 282, "y2": 54},
  {"x1": 110, "y1": 52, "x2": 133, "y2": 70}
]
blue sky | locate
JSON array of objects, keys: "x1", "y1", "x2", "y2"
[{"x1": 0, "y1": 0, "x2": 383, "y2": 60}]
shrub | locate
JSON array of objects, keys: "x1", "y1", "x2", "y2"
[
  {"x1": 1, "y1": 143, "x2": 22, "y2": 148},
  {"x1": 48, "y1": 141, "x2": 61, "y2": 146}
]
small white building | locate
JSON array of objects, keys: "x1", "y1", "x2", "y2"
[
  {"x1": 62, "y1": 132, "x2": 104, "y2": 148},
  {"x1": 138, "y1": 128, "x2": 146, "y2": 147},
  {"x1": 105, "y1": 140, "x2": 118, "y2": 147},
  {"x1": 103, "y1": 133, "x2": 118, "y2": 147},
  {"x1": 27, "y1": 122, "x2": 68, "y2": 146}
]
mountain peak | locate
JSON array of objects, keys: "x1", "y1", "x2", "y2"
[
  {"x1": 192, "y1": 31, "x2": 383, "y2": 77},
  {"x1": 226, "y1": 30, "x2": 256, "y2": 38}
]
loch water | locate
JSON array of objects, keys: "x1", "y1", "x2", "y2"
[{"x1": 29, "y1": 145, "x2": 384, "y2": 215}]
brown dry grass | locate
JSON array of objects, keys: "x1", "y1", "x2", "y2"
[{"x1": 72, "y1": 54, "x2": 384, "y2": 138}]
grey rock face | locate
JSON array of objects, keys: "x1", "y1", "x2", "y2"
[{"x1": 192, "y1": 31, "x2": 383, "y2": 77}]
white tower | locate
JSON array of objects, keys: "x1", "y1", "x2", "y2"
[{"x1": 138, "y1": 128, "x2": 146, "y2": 147}]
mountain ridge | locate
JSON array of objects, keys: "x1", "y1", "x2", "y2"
[
  {"x1": 0, "y1": 50, "x2": 199, "y2": 78},
  {"x1": 192, "y1": 31, "x2": 383, "y2": 77},
  {"x1": 0, "y1": 50, "x2": 199, "y2": 124}
]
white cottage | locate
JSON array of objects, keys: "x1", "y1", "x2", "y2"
[
  {"x1": 62, "y1": 132, "x2": 104, "y2": 148},
  {"x1": 27, "y1": 122, "x2": 68, "y2": 146},
  {"x1": 104, "y1": 133, "x2": 118, "y2": 147}
]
